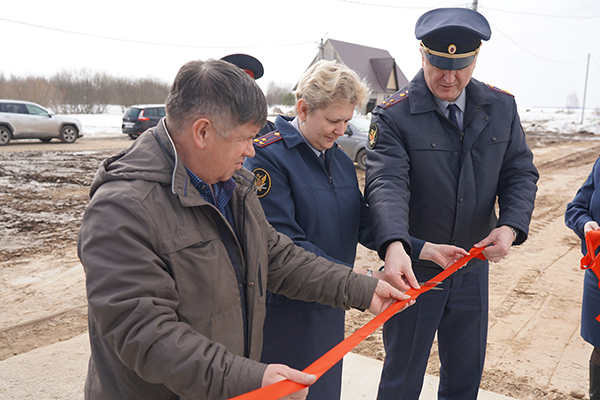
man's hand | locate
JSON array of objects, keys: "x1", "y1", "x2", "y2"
[
  {"x1": 473, "y1": 226, "x2": 513, "y2": 263},
  {"x1": 584, "y1": 221, "x2": 600, "y2": 235},
  {"x1": 262, "y1": 364, "x2": 316, "y2": 399},
  {"x1": 369, "y1": 279, "x2": 415, "y2": 315},
  {"x1": 419, "y1": 242, "x2": 469, "y2": 269},
  {"x1": 383, "y1": 241, "x2": 418, "y2": 291}
]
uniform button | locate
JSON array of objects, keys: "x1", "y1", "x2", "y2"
[
  {"x1": 459, "y1": 198, "x2": 464, "y2": 203},
  {"x1": 453, "y1": 240, "x2": 458, "y2": 245},
  {"x1": 431, "y1": 143, "x2": 436, "y2": 148},
  {"x1": 453, "y1": 151, "x2": 458, "y2": 156},
  {"x1": 484, "y1": 116, "x2": 489, "y2": 121},
  {"x1": 492, "y1": 137, "x2": 497, "y2": 142},
  {"x1": 248, "y1": 282, "x2": 254, "y2": 288},
  {"x1": 462, "y1": 150, "x2": 466, "y2": 154}
]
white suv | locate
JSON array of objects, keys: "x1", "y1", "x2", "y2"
[{"x1": 0, "y1": 100, "x2": 83, "y2": 146}]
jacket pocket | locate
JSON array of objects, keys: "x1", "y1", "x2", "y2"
[
  {"x1": 470, "y1": 127, "x2": 510, "y2": 149},
  {"x1": 404, "y1": 133, "x2": 455, "y2": 152}
]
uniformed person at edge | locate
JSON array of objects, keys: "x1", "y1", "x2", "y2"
[{"x1": 365, "y1": 7, "x2": 539, "y2": 400}]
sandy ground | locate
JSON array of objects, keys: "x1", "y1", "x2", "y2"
[{"x1": 1, "y1": 131, "x2": 599, "y2": 399}]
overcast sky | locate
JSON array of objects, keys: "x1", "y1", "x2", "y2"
[{"x1": 2, "y1": 0, "x2": 599, "y2": 110}]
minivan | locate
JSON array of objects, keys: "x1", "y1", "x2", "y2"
[{"x1": 122, "y1": 104, "x2": 165, "y2": 139}]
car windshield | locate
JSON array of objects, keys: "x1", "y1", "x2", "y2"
[
  {"x1": 350, "y1": 116, "x2": 370, "y2": 133},
  {"x1": 124, "y1": 108, "x2": 141, "y2": 118}
]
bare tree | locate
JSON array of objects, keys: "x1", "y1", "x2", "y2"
[
  {"x1": 0, "y1": 75, "x2": 62, "y2": 108},
  {"x1": 566, "y1": 92, "x2": 579, "y2": 114},
  {"x1": 0, "y1": 69, "x2": 169, "y2": 114},
  {"x1": 265, "y1": 81, "x2": 293, "y2": 106}
]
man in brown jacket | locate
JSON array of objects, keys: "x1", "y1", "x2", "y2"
[{"x1": 78, "y1": 59, "x2": 411, "y2": 400}]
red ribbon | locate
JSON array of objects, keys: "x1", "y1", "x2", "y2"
[
  {"x1": 580, "y1": 230, "x2": 600, "y2": 322},
  {"x1": 229, "y1": 246, "x2": 486, "y2": 400}
]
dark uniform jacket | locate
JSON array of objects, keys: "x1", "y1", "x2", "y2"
[
  {"x1": 566, "y1": 157, "x2": 600, "y2": 255},
  {"x1": 79, "y1": 120, "x2": 378, "y2": 400},
  {"x1": 365, "y1": 70, "x2": 539, "y2": 274},
  {"x1": 244, "y1": 115, "x2": 376, "y2": 307}
]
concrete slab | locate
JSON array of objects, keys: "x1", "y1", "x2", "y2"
[
  {"x1": 0, "y1": 334, "x2": 517, "y2": 400},
  {"x1": 0, "y1": 334, "x2": 88, "y2": 400},
  {"x1": 342, "y1": 352, "x2": 518, "y2": 400}
]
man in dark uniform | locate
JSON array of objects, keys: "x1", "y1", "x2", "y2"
[
  {"x1": 221, "y1": 53, "x2": 276, "y2": 136},
  {"x1": 365, "y1": 8, "x2": 539, "y2": 400}
]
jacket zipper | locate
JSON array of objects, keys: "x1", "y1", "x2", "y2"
[
  {"x1": 209, "y1": 183, "x2": 253, "y2": 359},
  {"x1": 241, "y1": 180, "x2": 254, "y2": 358}
]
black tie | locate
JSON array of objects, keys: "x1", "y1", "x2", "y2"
[{"x1": 448, "y1": 104, "x2": 459, "y2": 128}]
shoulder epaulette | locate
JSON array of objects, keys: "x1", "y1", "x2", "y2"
[
  {"x1": 379, "y1": 90, "x2": 409, "y2": 109},
  {"x1": 253, "y1": 131, "x2": 283, "y2": 148},
  {"x1": 485, "y1": 83, "x2": 514, "y2": 97}
]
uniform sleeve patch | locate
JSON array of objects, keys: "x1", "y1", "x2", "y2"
[
  {"x1": 253, "y1": 131, "x2": 283, "y2": 147},
  {"x1": 368, "y1": 123, "x2": 379, "y2": 149},
  {"x1": 379, "y1": 90, "x2": 409, "y2": 110},
  {"x1": 252, "y1": 168, "x2": 271, "y2": 198},
  {"x1": 485, "y1": 83, "x2": 514, "y2": 97}
]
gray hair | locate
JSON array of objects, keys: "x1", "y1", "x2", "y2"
[
  {"x1": 295, "y1": 60, "x2": 370, "y2": 114},
  {"x1": 166, "y1": 59, "x2": 267, "y2": 136}
]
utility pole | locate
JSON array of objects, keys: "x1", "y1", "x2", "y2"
[
  {"x1": 471, "y1": 0, "x2": 478, "y2": 11},
  {"x1": 581, "y1": 53, "x2": 591, "y2": 124}
]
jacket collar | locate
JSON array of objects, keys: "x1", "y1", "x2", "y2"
[
  {"x1": 153, "y1": 119, "x2": 255, "y2": 205},
  {"x1": 272, "y1": 114, "x2": 340, "y2": 164},
  {"x1": 274, "y1": 115, "x2": 307, "y2": 149},
  {"x1": 408, "y1": 69, "x2": 503, "y2": 116}
]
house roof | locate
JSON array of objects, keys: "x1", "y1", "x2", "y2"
[{"x1": 325, "y1": 39, "x2": 408, "y2": 94}]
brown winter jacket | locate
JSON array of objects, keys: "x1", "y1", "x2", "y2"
[{"x1": 78, "y1": 120, "x2": 377, "y2": 400}]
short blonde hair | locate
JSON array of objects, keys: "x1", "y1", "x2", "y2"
[{"x1": 295, "y1": 60, "x2": 370, "y2": 114}]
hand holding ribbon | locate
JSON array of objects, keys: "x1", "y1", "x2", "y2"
[
  {"x1": 581, "y1": 229, "x2": 600, "y2": 321},
  {"x1": 229, "y1": 246, "x2": 486, "y2": 400}
]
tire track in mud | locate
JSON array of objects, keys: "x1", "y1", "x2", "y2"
[
  {"x1": 0, "y1": 305, "x2": 88, "y2": 361},
  {"x1": 480, "y1": 138, "x2": 599, "y2": 399}
]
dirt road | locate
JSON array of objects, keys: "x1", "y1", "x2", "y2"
[{"x1": 1, "y1": 133, "x2": 599, "y2": 399}]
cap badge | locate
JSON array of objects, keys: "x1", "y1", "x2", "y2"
[{"x1": 448, "y1": 44, "x2": 457, "y2": 55}]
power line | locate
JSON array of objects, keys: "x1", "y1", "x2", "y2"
[
  {"x1": 0, "y1": 17, "x2": 316, "y2": 49},
  {"x1": 490, "y1": 22, "x2": 589, "y2": 64},
  {"x1": 335, "y1": 0, "x2": 600, "y2": 18},
  {"x1": 335, "y1": 0, "x2": 466, "y2": 9},
  {"x1": 483, "y1": 6, "x2": 600, "y2": 19},
  {"x1": 591, "y1": 54, "x2": 600, "y2": 70}
]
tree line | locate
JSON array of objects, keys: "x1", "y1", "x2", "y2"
[
  {"x1": 0, "y1": 69, "x2": 171, "y2": 114},
  {"x1": 0, "y1": 69, "x2": 295, "y2": 114}
]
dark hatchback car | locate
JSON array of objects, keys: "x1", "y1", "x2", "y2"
[
  {"x1": 336, "y1": 116, "x2": 370, "y2": 170},
  {"x1": 122, "y1": 104, "x2": 165, "y2": 139}
]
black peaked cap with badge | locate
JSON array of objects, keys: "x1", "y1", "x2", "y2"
[
  {"x1": 416, "y1": 7, "x2": 491, "y2": 71},
  {"x1": 220, "y1": 53, "x2": 265, "y2": 80}
]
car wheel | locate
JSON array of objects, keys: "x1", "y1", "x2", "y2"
[
  {"x1": 39, "y1": 138, "x2": 52, "y2": 143},
  {"x1": 60, "y1": 125, "x2": 78, "y2": 143},
  {"x1": 129, "y1": 134, "x2": 138, "y2": 140},
  {"x1": 356, "y1": 148, "x2": 367, "y2": 170},
  {"x1": 0, "y1": 126, "x2": 12, "y2": 146}
]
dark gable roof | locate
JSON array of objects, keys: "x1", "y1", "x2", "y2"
[{"x1": 327, "y1": 39, "x2": 408, "y2": 93}]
